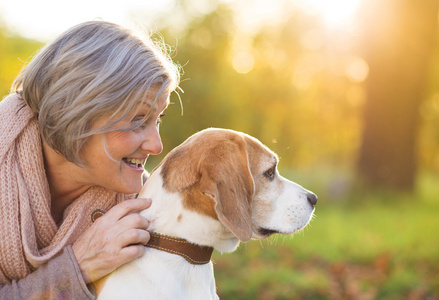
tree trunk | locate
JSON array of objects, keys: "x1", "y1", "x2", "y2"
[{"x1": 357, "y1": 0, "x2": 439, "y2": 190}]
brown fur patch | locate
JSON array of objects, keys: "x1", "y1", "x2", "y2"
[
  {"x1": 243, "y1": 134, "x2": 277, "y2": 175},
  {"x1": 183, "y1": 182, "x2": 219, "y2": 220},
  {"x1": 160, "y1": 138, "x2": 201, "y2": 193}
]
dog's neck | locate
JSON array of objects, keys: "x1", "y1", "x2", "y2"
[{"x1": 139, "y1": 167, "x2": 241, "y2": 253}]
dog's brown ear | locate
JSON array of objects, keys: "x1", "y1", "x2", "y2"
[{"x1": 199, "y1": 135, "x2": 254, "y2": 242}]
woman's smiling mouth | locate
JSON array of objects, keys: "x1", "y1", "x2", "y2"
[{"x1": 123, "y1": 158, "x2": 146, "y2": 171}]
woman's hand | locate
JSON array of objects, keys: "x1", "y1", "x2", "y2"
[{"x1": 72, "y1": 198, "x2": 152, "y2": 284}]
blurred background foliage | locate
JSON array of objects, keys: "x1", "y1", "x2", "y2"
[{"x1": 1, "y1": 0, "x2": 438, "y2": 298}]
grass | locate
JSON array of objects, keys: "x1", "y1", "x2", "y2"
[{"x1": 211, "y1": 170, "x2": 439, "y2": 299}]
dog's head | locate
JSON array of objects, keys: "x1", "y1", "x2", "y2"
[{"x1": 152, "y1": 128, "x2": 316, "y2": 245}]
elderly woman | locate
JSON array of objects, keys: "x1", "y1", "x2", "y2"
[{"x1": 0, "y1": 20, "x2": 180, "y2": 298}]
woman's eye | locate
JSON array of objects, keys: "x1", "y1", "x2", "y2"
[
  {"x1": 157, "y1": 114, "x2": 165, "y2": 125},
  {"x1": 264, "y1": 167, "x2": 276, "y2": 179},
  {"x1": 132, "y1": 113, "x2": 165, "y2": 132},
  {"x1": 131, "y1": 118, "x2": 146, "y2": 132}
]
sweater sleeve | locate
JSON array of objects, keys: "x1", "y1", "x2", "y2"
[{"x1": 0, "y1": 245, "x2": 95, "y2": 300}]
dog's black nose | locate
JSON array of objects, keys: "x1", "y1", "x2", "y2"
[{"x1": 306, "y1": 192, "x2": 318, "y2": 206}]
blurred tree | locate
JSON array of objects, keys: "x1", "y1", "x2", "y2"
[
  {"x1": 357, "y1": 0, "x2": 439, "y2": 190},
  {"x1": 147, "y1": 0, "x2": 363, "y2": 171}
]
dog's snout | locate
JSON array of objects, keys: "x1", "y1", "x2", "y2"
[{"x1": 306, "y1": 192, "x2": 318, "y2": 206}]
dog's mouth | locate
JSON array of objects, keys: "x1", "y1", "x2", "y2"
[{"x1": 258, "y1": 228, "x2": 280, "y2": 237}]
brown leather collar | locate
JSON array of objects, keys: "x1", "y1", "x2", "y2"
[{"x1": 146, "y1": 232, "x2": 214, "y2": 265}]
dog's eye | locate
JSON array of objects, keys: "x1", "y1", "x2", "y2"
[{"x1": 264, "y1": 167, "x2": 276, "y2": 180}]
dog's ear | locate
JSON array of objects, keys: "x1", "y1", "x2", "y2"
[{"x1": 199, "y1": 135, "x2": 254, "y2": 242}]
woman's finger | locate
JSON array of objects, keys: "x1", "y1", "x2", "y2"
[
  {"x1": 116, "y1": 228, "x2": 151, "y2": 248},
  {"x1": 104, "y1": 198, "x2": 152, "y2": 221},
  {"x1": 118, "y1": 244, "x2": 147, "y2": 264},
  {"x1": 117, "y1": 212, "x2": 150, "y2": 230}
]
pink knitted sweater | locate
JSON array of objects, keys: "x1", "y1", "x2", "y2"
[{"x1": 0, "y1": 94, "x2": 125, "y2": 284}]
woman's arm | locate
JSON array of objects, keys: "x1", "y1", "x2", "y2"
[
  {"x1": 0, "y1": 198, "x2": 152, "y2": 299},
  {"x1": 0, "y1": 246, "x2": 94, "y2": 300}
]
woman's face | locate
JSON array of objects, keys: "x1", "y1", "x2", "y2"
[{"x1": 79, "y1": 85, "x2": 169, "y2": 194}]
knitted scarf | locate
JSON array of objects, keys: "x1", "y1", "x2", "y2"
[{"x1": 0, "y1": 94, "x2": 126, "y2": 284}]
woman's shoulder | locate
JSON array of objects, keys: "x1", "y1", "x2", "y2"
[
  {"x1": 0, "y1": 93, "x2": 25, "y2": 111},
  {"x1": 0, "y1": 93, "x2": 33, "y2": 120},
  {"x1": 1, "y1": 92, "x2": 22, "y2": 101},
  {"x1": 0, "y1": 93, "x2": 36, "y2": 157}
]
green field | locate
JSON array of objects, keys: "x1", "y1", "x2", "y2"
[{"x1": 212, "y1": 171, "x2": 439, "y2": 300}]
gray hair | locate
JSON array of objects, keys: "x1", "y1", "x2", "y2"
[{"x1": 12, "y1": 20, "x2": 180, "y2": 165}]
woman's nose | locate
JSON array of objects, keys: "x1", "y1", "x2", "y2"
[{"x1": 140, "y1": 127, "x2": 163, "y2": 155}]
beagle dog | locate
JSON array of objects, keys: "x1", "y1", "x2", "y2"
[{"x1": 96, "y1": 128, "x2": 317, "y2": 299}]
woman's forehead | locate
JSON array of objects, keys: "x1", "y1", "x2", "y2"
[
  {"x1": 92, "y1": 88, "x2": 169, "y2": 129},
  {"x1": 140, "y1": 89, "x2": 170, "y2": 113}
]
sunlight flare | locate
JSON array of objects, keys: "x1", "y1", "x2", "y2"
[
  {"x1": 298, "y1": 0, "x2": 362, "y2": 28},
  {"x1": 232, "y1": 51, "x2": 255, "y2": 74}
]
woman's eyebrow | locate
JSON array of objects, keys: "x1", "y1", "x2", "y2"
[
  {"x1": 139, "y1": 102, "x2": 155, "y2": 113},
  {"x1": 141, "y1": 98, "x2": 170, "y2": 112}
]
